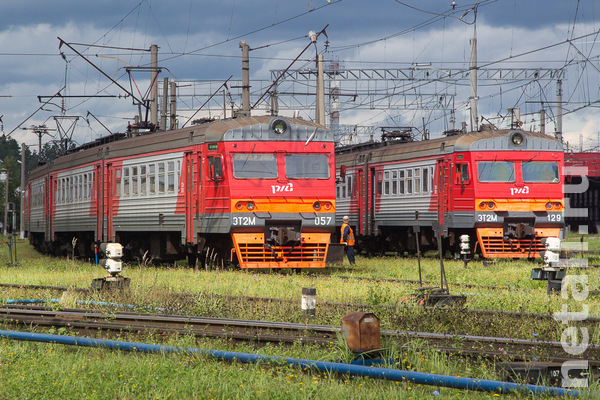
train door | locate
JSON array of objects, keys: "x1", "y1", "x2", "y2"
[
  {"x1": 95, "y1": 164, "x2": 104, "y2": 242},
  {"x1": 184, "y1": 152, "x2": 196, "y2": 243},
  {"x1": 45, "y1": 176, "x2": 54, "y2": 241},
  {"x1": 436, "y1": 159, "x2": 450, "y2": 234},
  {"x1": 105, "y1": 162, "x2": 114, "y2": 242},
  {"x1": 354, "y1": 168, "x2": 364, "y2": 235},
  {"x1": 369, "y1": 166, "x2": 378, "y2": 235}
]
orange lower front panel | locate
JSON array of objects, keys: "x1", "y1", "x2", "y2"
[
  {"x1": 232, "y1": 232, "x2": 331, "y2": 268},
  {"x1": 476, "y1": 228, "x2": 562, "y2": 258}
]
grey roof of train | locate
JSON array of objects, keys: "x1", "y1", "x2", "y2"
[
  {"x1": 335, "y1": 129, "x2": 563, "y2": 164},
  {"x1": 28, "y1": 115, "x2": 330, "y2": 180}
]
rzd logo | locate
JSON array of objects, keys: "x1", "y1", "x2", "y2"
[
  {"x1": 510, "y1": 186, "x2": 529, "y2": 195},
  {"x1": 271, "y1": 182, "x2": 294, "y2": 194}
]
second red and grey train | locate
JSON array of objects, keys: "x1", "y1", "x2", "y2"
[
  {"x1": 24, "y1": 115, "x2": 336, "y2": 268},
  {"x1": 335, "y1": 126, "x2": 565, "y2": 258}
]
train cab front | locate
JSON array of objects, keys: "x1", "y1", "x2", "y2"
[
  {"x1": 223, "y1": 116, "x2": 336, "y2": 268},
  {"x1": 466, "y1": 129, "x2": 565, "y2": 258}
]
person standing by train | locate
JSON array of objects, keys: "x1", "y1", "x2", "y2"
[{"x1": 341, "y1": 215, "x2": 355, "y2": 265}]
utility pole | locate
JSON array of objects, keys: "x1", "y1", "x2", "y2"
[
  {"x1": 239, "y1": 40, "x2": 250, "y2": 116},
  {"x1": 169, "y1": 80, "x2": 177, "y2": 130},
  {"x1": 20, "y1": 143, "x2": 25, "y2": 239},
  {"x1": 161, "y1": 77, "x2": 169, "y2": 130},
  {"x1": 316, "y1": 53, "x2": 325, "y2": 125},
  {"x1": 150, "y1": 44, "x2": 159, "y2": 128},
  {"x1": 469, "y1": 35, "x2": 478, "y2": 132},
  {"x1": 540, "y1": 109, "x2": 546, "y2": 134},
  {"x1": 556, "y1": 79, "x2": 563, "y2": 143},
  {"x1": 2, "y1": 169, "x2": 8, "y2": 236}
]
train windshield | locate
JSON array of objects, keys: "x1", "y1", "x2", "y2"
[
  {"x1": 477, "y1": 161, "x2": 515, "y2": 182},
  {"x1": 285, "y1": 154, "x2": 330, "y2": 179},
  {"x1": 522, "y1": 161, "x2": 559, "y2": 183},
  {"x1": 232, "y1": 154, "x2": 278, "y2": 178}
]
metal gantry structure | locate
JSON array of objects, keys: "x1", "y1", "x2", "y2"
[{"x1": 161, "y1": 62, "x2": 565, "y2": 144}]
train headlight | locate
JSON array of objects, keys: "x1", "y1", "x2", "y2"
[
  {"x1": 313, "y1": 201, "x2": 321, "y2": 211},
  {"x1": 545, "y1": 202, "x2": 553, "y2": 210},
  {"x1": 487, "y1": 201, "x2": 495, "y2": 210},
  {"x1": 246, "y1": 201, "x2": 255, "y2": 211},
  {"x1": 271, "y1": 118, "x2": 288, "y2": 135},
  {"x1": 510, "y1": 131, "x2": 524, "y2": 146}
]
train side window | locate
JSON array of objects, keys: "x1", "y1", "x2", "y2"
[
  {"x1": 423, "y1": 167, "x2": 429, "y2": 192},
  {"x1": 384, "y1": 171, "x2": 390, "y2": 195},
  {"x1": 140, "y1": 166, "x2": 147, "y2": 195},
  {"x1": 347, "y1": 174, "x2": 352, "y2": 196},
  {"x1": 149, "y1": 164, "x2": 156, "y2": 194},
  {"x1": 208, "y1": 156, "x2": 224, "y2": 181},
  {"x1": 430, "y1": 166, "x2": 435, "y2": 192},
  {"x1": 407, "y1": 169, "x2": 413, "y2": 194},
  {"x1": 158, "y1": 162, "x2": 165, "y2": 194},
  {"x1": 69, "y1": 177, "x2": 74, "y2": 203},
  {"x1": 414, "y1": 168, "x2": 421, "y2": 194},
  {"x1": 377, "y1": 172, "x2": 383, "y2": 196},
  {"x1": 123, "y1": 167, "x2": 130, "y2": 196},
  {"x1": 132, "y1": 166, "x2": 138, "y2": 196},
  {"x1": 177, "y1": 160, "x2": 181, "y2": 192},
  {"x1": 74, "y1": 176, "x2": 78, "y2": 201},
  {"x1": 455, "y1": 163, "x2": 470, "y2": 184},
  {"x1": 392, "y1": 171, "x2": 398, "y2": 195},
  {"x1": 399, "y1": 170, "x2": 405, "y2": 194},
  {"x1": 167, "y1": 161, "x2": 175, "y2": 193}
]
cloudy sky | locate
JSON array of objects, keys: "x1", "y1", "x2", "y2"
[{"x1": 1, "y1": 0, "x2": 599, "y2": 150}]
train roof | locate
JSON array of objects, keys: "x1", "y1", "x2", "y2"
[
  {"x1": 28, "y1": 115, "x2": 330, "y2": 181},
  {"x1": 335, "y1": 128, "x2": 563, "y2": 165}
]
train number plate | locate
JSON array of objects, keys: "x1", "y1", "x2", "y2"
[
  {"x1": 232, "y1": 216, "x2": 257, "y2": 226},
  {"x1": 476, "y1": 213, "x2": 498, "y2": 222},
  {"x1": 547, "y1": 213, "x2": 562, "y2": 222}
]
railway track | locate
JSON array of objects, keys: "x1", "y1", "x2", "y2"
[
  {"x1": 1, "y1": 305, "x2": 598, "y2": 367},
  {"x1": 2, "y1": 282, "x2": 599, "y2": 326}
]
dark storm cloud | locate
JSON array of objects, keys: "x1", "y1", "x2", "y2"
[{"x1": 1, "y1": 0, "x2": 599, "y2": 146}]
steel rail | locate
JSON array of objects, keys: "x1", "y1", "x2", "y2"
[{"x1": 1, "y1": 306, "x2": 598, "y2": 366}]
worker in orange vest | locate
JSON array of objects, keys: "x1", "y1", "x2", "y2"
[{"x1": 340, "y1": 215, "x2": 355, "y2": 265}]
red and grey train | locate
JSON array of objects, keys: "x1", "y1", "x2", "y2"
[
  {"x1": 24, "y1": 115, "x2": 336, "y2": 268},
  {"x1": 335, "y1": 126, "x2": 565, "y2": 258}
]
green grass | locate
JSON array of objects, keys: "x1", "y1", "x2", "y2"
[{"x1": 1, "y1": 236, "x2": 599, "y2": 399}]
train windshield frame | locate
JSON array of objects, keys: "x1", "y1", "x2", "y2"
[
  {"x1": 285, "y1": 154, "x2": 330, "y2": 179},
  {"x1": 477, "y1": 161, "x2": 515, "y2": 183},
  {"x1": 522, "y1": 161, "x2": 560, "y2": 183},
  {"x1": 232, "y1": 153, "x2": 278, "y2": 179}
]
